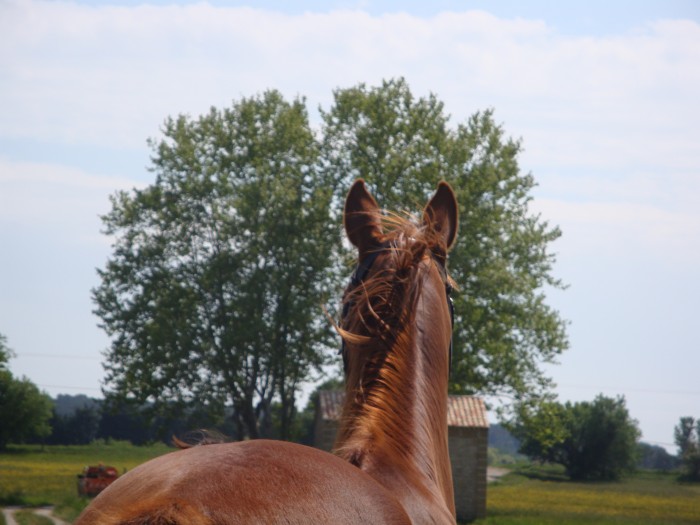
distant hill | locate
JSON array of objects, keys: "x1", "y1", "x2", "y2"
[
  {"x1": 53, "y1": 393, "x2": 100, "y2": 416},
  {"x1": 637, "y1": 442, "x2": 680, "y2": 471},
  {"x1": 488, "y1": 424, "x2": 520, "y2": 455}
]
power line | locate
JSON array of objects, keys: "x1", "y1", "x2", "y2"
[
  {"x1": 37, "y1": 383, "x2": 102, "y2": 392},
  {"x1": 15, "y1": 352, "x2": 101, "y2": 361},
  {"x1": 645, "y1": 440, "x2": 677, "y2": 448},
  {"x1": 557, "y1": 383, "x2": 700, "y2": 397}
]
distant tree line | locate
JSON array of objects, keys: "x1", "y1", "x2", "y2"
[
  {"x1": 41, "y1": 393, "x2": 320, "y2": 446},
  {"x1": 0, "y1": 328, "x2": 326, "y2": 449},
  {"x1": 44, "y1": 394, "x2": 225, "y2": 446},
  {"x1": 0, "y1": 358, "x2": 687, "y2": 479}
]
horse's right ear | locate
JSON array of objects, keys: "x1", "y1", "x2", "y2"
[
  {"x1": 344, "y1": 179, "x2": 382, "y2": 256},
  {"x1": 423, "y1": 181, "x2": 458, "y2": 251}
]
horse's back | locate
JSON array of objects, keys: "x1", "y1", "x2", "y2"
[{"x1": 75, "y1": 440, "x2": 411, "y2": 525}]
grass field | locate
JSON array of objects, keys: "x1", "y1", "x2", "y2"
[
  {"x1": 476, "y1": 464, "x2": 700, "y2": 525},
  {"x1": 2, "y1": 443, "x2": 699, "y2": 524},
  {"x1": 0, "y1": 441, "x2": 171, "y2": 521},
  {"x1": 12, "y1": 510, "x2": 54, "y2": 525}
]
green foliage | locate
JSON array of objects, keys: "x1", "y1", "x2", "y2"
[
  {"x1": 487, "y1": 447, "x2": 524, "y2": 466},
  {"x1": 12, "y1": 510, "x2": 53, "y2": 525},
  {"x1": 94, "y1": 91, "x2": 338, "y2": 440},
  {"x1": 512, "y1": 395, "x2": 641, "y2": 481},
  {"x1": 511, "y1": 400, "x2": 569, "y2": 463},
  {"x1": 674, "y1": 416, "x2": 700, "y2": 481},
  {"x1": 0, "y1": 334, "x2": 53, "y2": 450},
  {"x1": 48, "y1": 405, "x2": 101, "y2": 445},
  {"x1": 54, "y1": 494, "x2": 91, "y2": 523},
  {"x1": 0, "y1": 332, "x2": 14, "y2": 368},
  {"x1": 47, "y1": 394, "x2": 103, "y2": 445},
  {"x1": 321, "y1": 78, "x2": 568, "y2": 403}
]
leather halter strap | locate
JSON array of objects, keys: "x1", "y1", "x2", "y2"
[{"x1": 340, "y1": 243, "x2": 454, "y2": 375}]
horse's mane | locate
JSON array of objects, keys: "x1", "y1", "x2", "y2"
[{"x1": 336, "y1": 210, "x2": 453, "y2": 465}]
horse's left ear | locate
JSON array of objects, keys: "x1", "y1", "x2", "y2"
[
  {"x1": 423, "y1": 181, "x2": 458, "y2": 250},
  {"x1": 344, "y1": 179, "x2": 383, "y2": 258}
]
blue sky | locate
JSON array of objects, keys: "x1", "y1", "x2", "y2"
[{"x1": 1, "y1": 0, "x2": 699, "y2": 452}]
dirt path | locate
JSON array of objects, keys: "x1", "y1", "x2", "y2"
[
  {"x1": 2, "y1": 506, "x2": 69, "y2": 525},
  {"x1": 35, "y1": 507, "x2": 71, "y2": 525},
  {"x1": 2, "y1": 507, "x2": 19, "y2": 525},
  {"x1": 487, "y1": 466, "x2": 511, "y2": 482}
]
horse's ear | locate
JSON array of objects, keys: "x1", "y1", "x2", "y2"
[
  {"x1": 423, "y1": 181, "x2": 458, "y2": 250},
  {"x1": 344, "y1": 179, "x2": 382, "y2": 256}
]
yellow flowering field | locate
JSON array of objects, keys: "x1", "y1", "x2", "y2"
[
  {"x1": 478, "y1": 468, "x2": 700, "y2": 525},
  {"x1": 0, "y1": 441, "x2": 171, "y2": 506}
]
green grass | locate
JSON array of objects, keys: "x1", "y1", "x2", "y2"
[
  {"x1": 13, "y1": 510, "x2": 54, "y2": 525},
  {"x1": 475, "y1": 465, "x2": 700, "y2": 525},
  {"x1": 0, "y1": 440, "x2": 172, "y2": 520}
]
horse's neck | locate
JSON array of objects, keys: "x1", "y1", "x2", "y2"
[{"x1": 336, "y1": 304, "x2": 454, "y2": 521}]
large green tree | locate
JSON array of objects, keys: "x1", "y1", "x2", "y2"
[
  {"x1": 94, "y1": 91, "x2": 338, "y2": 439},
  {"x1": 95, "y1": 79, "x2": 568, "y2": 440},
  {"x1": 321, "y1": 78, "x2": 568, "y2": 404},
  {"x1": 0, "y1": 333, "x2": 53, "y2": 449}
]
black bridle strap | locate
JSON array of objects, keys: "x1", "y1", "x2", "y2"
[
  {"x1": 446, "y1": 282, "x2": 454, "y2": 375},
  {"x1": 340, "y1": 244, "x2": 454, "y2": 375},
  {"x1": 351, "y1": 245, "x2": 387, "y2": 288},
  {"x1": 340, "y1": 244, "x2": 388, "y2": 324}
]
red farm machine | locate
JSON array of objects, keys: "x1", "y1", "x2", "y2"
[{"x1": 77, "y1": 464, "x2": 119, "y2": 497}]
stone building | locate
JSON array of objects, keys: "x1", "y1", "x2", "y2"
[{"x1": 314, "y1": 391, "x2": 489, "y2": 522}]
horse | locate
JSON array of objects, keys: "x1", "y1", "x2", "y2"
[{"x1": 75, "y1": 179, "x2": 459, "y2": 525}]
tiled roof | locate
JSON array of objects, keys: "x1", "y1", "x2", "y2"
[
  {"x1": 447, "y1": 395, "x2": 489, "y2": 428},
  {"x1": 318, "y1": 391, "x2": 488, "y2": 428},
  {"x1": 318, "y1": 390, "x2": 345, "y2": 422}
]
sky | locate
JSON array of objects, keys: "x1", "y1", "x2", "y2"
[{"x1": 1, "y1": 0, "x2": 699, "y2": 453}]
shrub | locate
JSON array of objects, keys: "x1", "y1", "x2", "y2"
[{"x1": 512, "y1": 394, "x2": 640, "y2": 480}]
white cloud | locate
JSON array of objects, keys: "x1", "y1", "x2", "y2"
[
  {"x1": 535, "y1": 197, "x2": 700, "y2": 254},
  {"x1": 1, "y1": 1, "x2": 698, "y2": 262},
  {"x1": 1, "y1": 2, "x2": 698, "y2": 156},
  {"x1": 0, "y1": 157, "x2": 143, "y2": 234},
  {"x1": 0, "y1": 157, "x2": 141, "y2": 190},
  {"x1": 0, "y1": 3, "x2": 697, "y2": 252}
]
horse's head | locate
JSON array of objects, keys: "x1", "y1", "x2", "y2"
[{"x1": 340, "y1": 179, "x2": 458, "y2": 396}]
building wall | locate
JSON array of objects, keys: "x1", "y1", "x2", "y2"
[
  {"x1": 314, "y1": 412, "x2": 338, "y2": 452},
  {"x1": 449, "y1": 427, "x2": 488, "y2": 522},
  {"x1": 314, "y1": 419, "x2": 488, "y2": 523}
]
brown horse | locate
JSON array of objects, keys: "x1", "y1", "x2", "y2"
[{"x1": 75, "y1": 179, "x2": 458, "y2": 525}]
